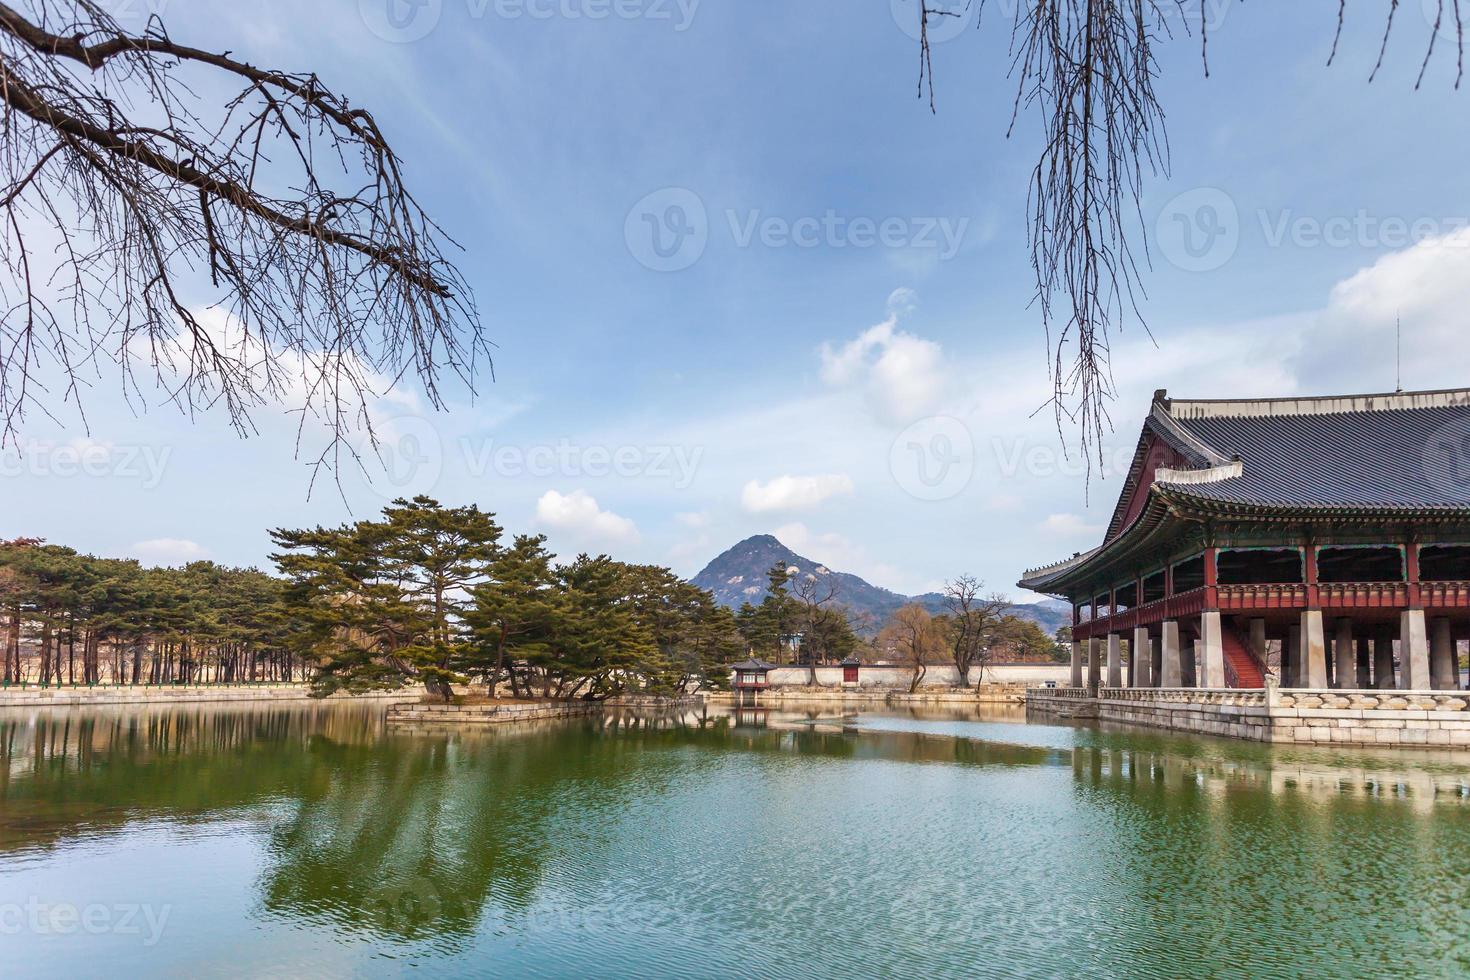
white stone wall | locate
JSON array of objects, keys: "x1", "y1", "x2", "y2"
[
  {"x1": 761, "y1": 663, "x2": 1069, "y2": 689},
  {"x1": 0, "y1": 684, "x2": 418, "y2": 707}
]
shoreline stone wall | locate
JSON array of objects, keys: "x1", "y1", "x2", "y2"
[
  {"x1": 387, "y1": 694, "x2": 705, "y2": 729},
  {"x1": 1028, "y1": 686, "x2": 1470, "y2": 747},
  {"x1": 387, "y1": 700, "x2": 601, "y2": 728}
]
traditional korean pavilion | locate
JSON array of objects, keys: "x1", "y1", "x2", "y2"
[
  {"x1": 1019, "y1": 388, "x2": 1470, "y2": 692},
  {"x1": 730, "y1": 659, "x2": 776, "y2": 705}
]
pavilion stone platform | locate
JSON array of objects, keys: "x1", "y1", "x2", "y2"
[
  {"x1": 1020, "y1": 387, "x2": 1470, "y2": 749},
  {"x1": 1028, "y1": 681, "x2": 1470, "y2": 746}
]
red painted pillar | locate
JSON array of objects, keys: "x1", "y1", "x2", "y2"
[
  {"x1": 1204, "y1": 546, "x2": 1219, "y2": 609},
  {"x1": 1406, "y1": 542, "x2": 1422, "y2": 608},
  {"x1": 1304, "y1": 544, "x2": 1319, "y2": 609}
]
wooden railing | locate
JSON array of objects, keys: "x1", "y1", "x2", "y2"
[
  {"x1": 1422, "y1": 581, "x2": 1470, "y2": 607},
  {"x1": 1217, "y1": 583, "x2": 1308, "y2": 609},
  {"x1": 1074, "y1": 581, "x2": 1470, "y2": 639},
  {"x1": 1075, "y1": 588, "x2": 1204, "y2": 638}
]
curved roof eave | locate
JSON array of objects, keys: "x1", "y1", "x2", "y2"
[{"x1": 1018, "y1": 493, "x2": 1185, "y2": 594}]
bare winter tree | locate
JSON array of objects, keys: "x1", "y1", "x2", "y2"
[
  {"x1": 913, "y1": 0, "x2": 1465, "y2": 468},
  {"x1": 880, "y1": 603, "x2": 943, "y2": 693},
  {"x1": 0, "y1": 1, "x2": 486, "y2": 481},
  {"x1": 942, "y1": 574, "x2": 1009, "y2": 689},
  {"x1": 792, "y1": 572, "x2": 839, "y2": 683}
]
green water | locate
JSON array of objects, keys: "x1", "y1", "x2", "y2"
[{"x1": 2, "y1": 702, "x2": 1469, "y2": 978}]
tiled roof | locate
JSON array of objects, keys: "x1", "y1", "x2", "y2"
[
  {"x1": 1161, "y1": 394, "x2": 1470, "y2": 509},
  {"x1": 1018, "y1": 387, "x2": 1470, "y2": 592},
  {"x1": 730, "y1": 659, "x2": 776, "y2": 671}
]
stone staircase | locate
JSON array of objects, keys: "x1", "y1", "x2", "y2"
[{"x1": 1222, "y1": 625, "x2": 1266, "y2": 689}]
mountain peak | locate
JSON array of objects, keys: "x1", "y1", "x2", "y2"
[{"x1": 689, "y1": 534, "x2": 1068, "y2": 635}]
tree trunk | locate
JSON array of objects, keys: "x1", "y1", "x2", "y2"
[
  {"x1": 909, "y1": 662, "x2": 926, "y2": 694},
  {"x1": 490, "y1": 624, "x2": 507, "y2": 699},
  {"x1": 423, "y1": 675, "x2": 453, "y2": 702}
]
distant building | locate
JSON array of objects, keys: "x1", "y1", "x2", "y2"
[
  {"x1": 730, "y1": 659, "x2": 776, "y2": 705},
  {"x1": 1020, "y1": 388, "x2": 1470, "y2": 692}
]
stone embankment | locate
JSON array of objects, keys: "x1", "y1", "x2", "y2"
[
  {"x1": 1028, "y1": 683, "x2": 1470, "y2": 747},
  {"x1": 387, "y1": 694, "x2": 704, "y2": 729}
]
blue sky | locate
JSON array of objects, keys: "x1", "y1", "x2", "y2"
[{"x1": 8, "y1": 0, "x2": 1470, "y2": 600}]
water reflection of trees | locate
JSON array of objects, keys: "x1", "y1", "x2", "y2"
[
  {"x1": 0, "y1": 703, "x2": 385, "y2": 852},
  {"x1": 7, "y1": 701, "x2": 1470, "y2": 958}
]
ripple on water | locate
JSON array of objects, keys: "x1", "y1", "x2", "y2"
[{"x1": 1, "y1": 702, "x2": 1469, "y2": 977}]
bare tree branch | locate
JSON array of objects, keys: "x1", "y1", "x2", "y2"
[
  {"x1": 915, "y1": 1, "x2": 1463, "y2": 476},
  {"x1": 0, "y1": 0, "x2": 488, "y2": 487}
]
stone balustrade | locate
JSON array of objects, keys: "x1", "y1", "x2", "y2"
[
  {"x1": 1026, "y1": 682, "x2": 1470, "y2": 747},
  {"x1": 1276, "y1": 689, "x2": 1469, "y2": 712},
  {"x1": 1038, "y1": 686, "x2": 1092, "y2": 699},
  {"x1": 1100, "y1": 687, "x2": 1268, "y2": 707}
]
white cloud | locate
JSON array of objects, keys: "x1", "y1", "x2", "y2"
[
  {"x1": 674, "y1": 511, "x2": 710, "y2": 528},
  {"x1": 1290, "y1": 227, "x2": 1470, "y2": 391},
  {"x1": 133, "y1": 538, "x2": 207, "y2": 566},
  {"x1": 741, "y1": 474, "x2": 855, "y2": 513},
  {"x1": 819, "y1": 296, "x2": 949, "y2": 424},
  {"x1": 535, "y1": 489, "x2": 639, "y2": 544}
]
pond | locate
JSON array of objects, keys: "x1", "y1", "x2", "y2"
[{"x1": 2, "y1": 700, "x2": 1469, "y2": 978}]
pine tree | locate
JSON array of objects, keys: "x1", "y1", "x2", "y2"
[{"x1": 465, "y1": 534, "x2": 562, "y2": 698}]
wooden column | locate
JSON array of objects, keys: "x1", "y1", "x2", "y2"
[
  {"x1": 1303, "y1": 543, "x2": 1319, "y2": 610},
  {"x1": 1406, "y1": 541, "x2": 1422, "y2": 609}
]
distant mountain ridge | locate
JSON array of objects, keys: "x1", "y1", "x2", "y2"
[{"x1": 689, "y1": 535, "x2": 1069, "y2": 635}]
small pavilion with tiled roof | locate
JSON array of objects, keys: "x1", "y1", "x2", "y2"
[
  {"x1": 1020, "y1": 388, "x2": 1470, "y2": 692},
  {"x1": 730, "y1": 658, "x2": 777, "y2": 705}
]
